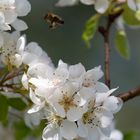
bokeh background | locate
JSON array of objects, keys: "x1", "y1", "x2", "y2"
[{"x1": 2, "y1": 0, "x2": 140, "y2": 139}]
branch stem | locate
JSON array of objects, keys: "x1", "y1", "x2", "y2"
[
  {"x1": 117, "y1": 85, "x2": 140, "y2": 102},
  {"x1": 98, "y1": 9, "x2": 123, "y2": 88}
]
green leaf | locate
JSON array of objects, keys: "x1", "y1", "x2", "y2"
[
  {"x1": 13, "y1": 120, "x2": 31, "y2": 140},
  {"x1": 124, "y1": 131, "x2": 137, "y2": 140},
  {"x1": 8, "y1": 97, "x2": 27, "y2": 111},
  {"x1": 122, "y1": 4, "x2": 140, "y2": 26},
  {"x1": 0, "y1": 94, "x2": 8, "y2": 122},
  {"x1": 82, "y1": 14, "x2": 100, "y2": 48},
  {"x1": 115, "y1": 30, "x2": 130, "y2": 60}
]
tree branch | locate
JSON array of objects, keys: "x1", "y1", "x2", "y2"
[
  {"x1": 117, "y1": 85, "x2": 140, "y2": 102},
  {"x1": 98, "y1": 9, "x2": 123, "y2": 89}
]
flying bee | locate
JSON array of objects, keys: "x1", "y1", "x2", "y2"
[{"x1": 44, "y1": 12, "x2": 64, "y2": 29}]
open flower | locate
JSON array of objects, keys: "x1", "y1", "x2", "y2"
[
  {"x1": 48, "y1": 82, "x2": 87, "y2": 121},
  {"x1": 77, "y1": 88, "x2": 123, "y2": 139},
  {"x1": 0, "y1": 0, "x2": 31, "y2": 31}
]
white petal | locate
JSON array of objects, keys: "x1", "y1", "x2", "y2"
[
  {"x1": 56, "y1": 0, "x2": 78, "y2": 7},
  {"x1": 43, "y1": 124, "x2": 62, "y2": 140},
  {"x1": 95, "y1": 82, "x2": 109, "y2": 93},
  {"x1": 16, "y1": 35, "x2": 26, "y2": 54},
  {"x1": 67, "y1": 107, "x2": 84, "y2": 121},
  {"x1": 28, "y1": 104, "x2": 43, "y2": 114},
  {"x1": 29, "y1": 88, "x2": 44, "y2": 105},
  {"x1": 21, "y1": 73, "x2": 28, "y2": 89},
  {"x1": 11, "y1": 19, "x2": 28, "y2": 31},
  {"x1": 77, "y1": 120, "x2": 88, "y2": 137},
  {"x1": 83, "y1": 66, "x2": 103, "y2": 86},
  {"x1": 95, "y1": 0, "x2": 109, "y2": 14},
  {"x1": 79, "y1": 87, "x2": 95, "y2": 102},
  {"x1": 15, "y1": 0, "x2": 31, "y2": 16},
  {"x1": 80, "y1": 0, "x2": 95, "y2": 5},
  {"x1": 110, "y1": 130, "x2": 123, "y2": 140},
  {"x1": 69, "y1": 63, "x2": 85, "y2": 81},
  {"x1": 95, "y1": 107, "x2": 114, "y2": 128},
  {"x1": 74, "y1": 93, "x2": 87, "y2": 106},
  {"x1": 4, "y1": 10, "x2": 17, "y2": 23},
  {"x1": 106, "y1": 87, "x2": 118, "y2": 96},
  {"x1": 27, "y1": 63, "x2": 53, "y2": 78},
  {"x1": 103, "y1": 96, "x2": 123, "y2": 113},
  {"x1": 22, "y1": 52, "x2": 38, "y2": 65},
  {"x1": 12, "y1": 53, "x2": 22, "y2": 67},
  {"x1": 25, "y1": 42, "x2": 43, "y2": 56},
  {"x1": 60, "y1": 120, "x2": 78, "y2": 139},
  {"x1": 53, "y1": 102, "x2": 65, "y2": 118},
  {"x1": 100, "y1": 125, "x2": 112, "y2": 137},
  {"x1": 88, "y1": 126, "x2": 100, "y2": 140}
]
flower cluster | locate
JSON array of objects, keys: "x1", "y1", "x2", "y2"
[{"x1": 23, "y1": 57, "x2": 123, "y2": 140}]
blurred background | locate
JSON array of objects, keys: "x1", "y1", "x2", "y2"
[{"x1": 1, "y1": 0, "x2": 140, "y2": 139}]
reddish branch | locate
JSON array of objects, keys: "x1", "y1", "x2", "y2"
[
  {"x1": 97, "y1": 9, "x2": 140, "y2": 102},
  {"x1": 98, "y1": 9, "x2": 123, "y2": 89},
  {"x1": 117, "y1": 85, "x2": 140, "y2": 102}
]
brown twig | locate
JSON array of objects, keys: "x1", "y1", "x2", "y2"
[
  {"x1": 117, "y1": 85, "x2": 140, "y2": 102},
  {"x1": 98, "y1": 9, "x2": 123, "y2": 88}
]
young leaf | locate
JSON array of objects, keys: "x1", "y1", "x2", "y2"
[
  {"x1": 82, "y1": 14, "x2": 100, "y2": 48},
  {"x1": 122, "y1": 4, "x2": 140, "y2": 26},
  {"x1": 0, "y1": 94, "x2": 8, "y2": 122},
  {"x1": 8, "y1": 97, "x2": 27, "y2": 111},
  {"x1": 115, "y1": 30, "x2": 130, "y2": 60}
]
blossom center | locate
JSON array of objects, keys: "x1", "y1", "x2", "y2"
[
  {"x1": 48, "y1": 114, "x2": 63, "y2": 126},
  {"x1": 58, "y1": 94, "x2": 77, "y2": 112}
]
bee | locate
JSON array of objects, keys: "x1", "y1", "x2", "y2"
[{"x1": 44, "y1": 12, "x2": 64, "y2": 29}]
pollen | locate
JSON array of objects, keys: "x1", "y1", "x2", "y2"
[
  {"x1": 58, "y1": 94, "x2": 77, "y2": 112},
  {"x1": 48, "y1": 114, "x2": 62, "y2": 126}
]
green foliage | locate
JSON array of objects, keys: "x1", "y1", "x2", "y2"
[
  {"x1": 124, "y1": 131, "x2": 138, "y2": 140},
  {"x1": 82, "y1": 14, "x2": 100, "y2": 48},
  {"x1": 13, "y1": 120, "x2": 31, "y2": 140},
  {"x1": 0, "y1": 94, "x2": 8, "y2": 122},
  {"x1": 115, "y1": 30, "x2": 130, "y2": 60},
  {"x1": 8, "y1": 97, "x2": 27, "y2": 111},
  {"x1": 122, "y1": 5, "x2": 140, "y2": 26}
]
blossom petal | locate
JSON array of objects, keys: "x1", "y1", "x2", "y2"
[
  {"x1": 67, "y1": 107, "x2": 84, "y2": 121},
  {"x1": 56, "y1": 0, "x2": 78, "y2": 7},
  {"x1": 88, "y1": 126, "x2": 100, "y2": 140},
  {"x1": 11, "y1": 18, "x2": 28, "y2": 31},
  {"x1": 21, "y1": 73, "x2": 28, "y2": 89},
  {"x1": 28, "y1": 104, "x2": 43, "y2": 114},
  {"x1": 80, "y1": 0, "x2": 95, "y2": 5},
  {"x1": 95, "y1": 0, "x2": 109, "y2": 14},
  {"x1": 43, "y1": 124, "x2": 62, "y2": 140},
  {"x1": 15, "y1": 0, "x2": 31, "y2": 16},
  {"x1": 103, "y1": 96, "x2": 123, "y2": 113},
  {"x1": 77, "y1": 120, "x2": 88, "y2": 138},
  {"x1": 60, "y1": 120, "x2": 78, "y2": 139}
]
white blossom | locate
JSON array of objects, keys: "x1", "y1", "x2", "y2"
[
  {"x1": 0, "y1": 0, "x2": 31, "y2": 31},
  {"x1": 56, "y1": 0, "x2": 110, "y2": 13}
]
